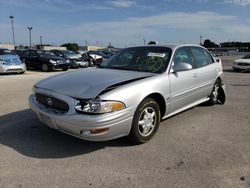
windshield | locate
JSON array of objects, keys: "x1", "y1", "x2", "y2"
[
  {"x1": 37, "y1": 51, "x2": 57, "y2": 58},
  {"x1": 62, "y1": 50, "x2": 77, "y2": 55},
  {"x1": 242, "y1": 54, "x2": 250, "y2": 59},
  {"x1": 99, "y1": 46, "x2": 172, "y2": 74},
  {"x1": 0, "y1": 49, "x2": 16, "y2": 56}
]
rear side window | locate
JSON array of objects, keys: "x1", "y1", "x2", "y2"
[
  {"x1": 191, "y1": 47, "x2": 214, "y2": 68},
  {"x1": 30, "y1": 51, "x2": 37, "y2": 57}
]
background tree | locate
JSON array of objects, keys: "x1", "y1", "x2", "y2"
[
  {"x1": 202, "y1": 39, "x2": 219, "y2": 48},
  {"x1": 61, "y1": 43, "x2": 79, "y2": 51}
]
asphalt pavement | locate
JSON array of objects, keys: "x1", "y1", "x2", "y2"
[{"x1": 0, "y1": 57, "x2": 250, "y2": 188}]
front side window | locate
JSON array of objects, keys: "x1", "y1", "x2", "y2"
[
  {"x1": 100, "y1": 47, "x2": 172, "y2": 74},
  {"x1": 173, "y1": 47, "x2": 194, "y2": 68},
  {"x1": 191, "y1": 47, "x2": 214, "y2": 68}
]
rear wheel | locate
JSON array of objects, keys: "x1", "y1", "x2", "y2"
[
  {"x1": 41, "y1": 63, "x2": 49, "y2": 72},
  {"x1": 128, "y1": 98, "x2": 161, "y2": 144},
  {"x1": 208, "y1": 79, "x2": 220, "y2": 105},
  {"x1": 62, "y1": 67, "x2": 68, "y2": 71}
]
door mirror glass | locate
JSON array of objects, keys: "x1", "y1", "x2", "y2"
[{"x1": 172, "y1": 62, "x2": 192, "y2": 72}]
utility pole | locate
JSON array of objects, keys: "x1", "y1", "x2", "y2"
[
  {"x1": 27, "y1": 27, "x2": 33, "y2": 49},
  {"x1": 143, "y1": 38, "x2": 146, "y2": 45},
  {"x1": 9, "y1": 16, "x2": 16, "y2": 49},
  {"x1": 200, "y1": 35, "x2": 203, "y2": 45},
  {"x1": 40, "y1": 36, "x2": 43, "y2": 46}
]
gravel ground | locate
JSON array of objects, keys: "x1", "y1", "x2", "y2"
[{"x1": 0, "y1": 57, "x2": 250, "y2": 188}]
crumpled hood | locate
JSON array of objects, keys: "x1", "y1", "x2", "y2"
[{"x1": 36, "y1": 68, "x2": 155, "y2": 98}]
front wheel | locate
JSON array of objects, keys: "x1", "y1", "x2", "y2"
[{"x1": 128, "y1": 98, "x2": 161, "y2": 144}]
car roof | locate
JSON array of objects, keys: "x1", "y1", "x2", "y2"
[{"x1": 128, "y1": 44, "x2": 205, "y2": 51}]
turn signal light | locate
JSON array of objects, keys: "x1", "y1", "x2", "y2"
[{"x1": 90, "y1": 128, "x2": 109, "y2": 134}]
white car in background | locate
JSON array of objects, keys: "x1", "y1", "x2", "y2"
[{"x1": 232, "y1": 54, "x2": 250, "y2": 72}]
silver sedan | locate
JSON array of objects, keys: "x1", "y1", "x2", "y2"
[
  {"x1": 0, "y1": 48, "x2": 26, "y2": 74},
  {"x1": 29, "y1": 44, "x2": 226, "y2": 144}
]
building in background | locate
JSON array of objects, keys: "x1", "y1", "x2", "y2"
[
  {"x1": 80, "y1": 45, "x2": 105, "y2": 51},
  {"x1": 0, "y1": 44, "x2": 15, "y2": 50},
  {"x1": 41, "y1": 46, "x2": 66, "y2": 50}
]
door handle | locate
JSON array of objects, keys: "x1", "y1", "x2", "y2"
[{"x1": 193, "y1": 73, "x2": 198, "y2": 78}]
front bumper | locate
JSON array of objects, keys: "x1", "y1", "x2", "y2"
[
  {"x1": 232, "y1": 64, "x2": 250, "y2": 71},
  {"x1": 29, "y1": 91, "x2": 135, "y2": 141},
  {"x1": 70, "y1": 59, "x2": 89, "y2": 68},
  {"x1": 50, "y1": 63, "x2": 70, "y2": 69},
  {"x1": 0, "y1": 63, "x2": 26, "y2": 73}
]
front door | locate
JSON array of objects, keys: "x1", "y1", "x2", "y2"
[{"x1": 168, "y1": 47, "x2": 199, "y2": 114}]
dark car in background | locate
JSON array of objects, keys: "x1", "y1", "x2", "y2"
[
  {"x1": 19, "y1": 50, "x2": 70, "y2": 72},
  {"x1": 51, "y1": 50, "x2": 89, "y2": 68}
]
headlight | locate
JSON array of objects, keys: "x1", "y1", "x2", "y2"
[
  {"x1": 0, "y1": 60, "x2": 6, "y2": 65},
  {"x1": 49, "y1": 60, "x2": 57, "y2": 65},
  {"x1": 32, "y1": 85, "x2": 37, "y2": 94},
  {"x1": 75, "y1": 99, "x2": 125, "y2": 114}
]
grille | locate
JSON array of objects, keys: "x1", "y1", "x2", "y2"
[
  {"x1": 238, "y1": 63, "x2": 250, "y2": 66},
  {"x1": 35, "y1": 93, "x2": 69, "y2": 112},
  {"x1": 57, "y1": 60, "x2": 64, "y2": 64},
  {"x1": 7, "y1": 69, "x2": 23, "y2": 72}
]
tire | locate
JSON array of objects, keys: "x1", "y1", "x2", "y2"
[
  {"x1": 62, "y1": 67, "x2": 68, "y2": 71},
  {"x1": 128, "y1": 98, "x2": 161, "y2": 144},
  {"x1": 208, "y1": 79, "x2": 220, "y2": 105},
  {"x1": 233, "y1": 67, "x2": 241, "y2": 72},
  {"x1": 41, "y1": 63, "x2": 49, "y2": 72}
]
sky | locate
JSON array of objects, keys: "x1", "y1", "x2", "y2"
[{"x1": 0, "y1": 0, "x2": 250, "y2": 47}]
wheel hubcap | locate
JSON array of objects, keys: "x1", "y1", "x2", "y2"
[
  {"x1": 138, "y1": 107, "x2": 156, "y2": 137},
  {"x1": 212, "y1": 84, "x2": 219, "y2": 102},
  {"x1": 42, "y1": 64, "x2": 48, "y2": 71}
]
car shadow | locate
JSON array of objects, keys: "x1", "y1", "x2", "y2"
[
  {"x1": 0, "y1": 109, "x2": 132, "y2": 159},
  {"x1": 223, "y1": 68, "x2": 250, "y2": 73}
]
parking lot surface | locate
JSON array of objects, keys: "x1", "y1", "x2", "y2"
[{"x1": 0, "y1": 57, "x2": 250, "y2": 188}]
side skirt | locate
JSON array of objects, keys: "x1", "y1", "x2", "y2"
[{"x1": 162, "y1": 97, "x2": 210, "y2": 120}]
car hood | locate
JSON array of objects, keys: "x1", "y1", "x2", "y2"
[
  {"x1": 36, "y1": 68, "x2": 155, "y2": 98},
  {"x1": 0, "y1": 55, "x2": 20, "y2": 60}
]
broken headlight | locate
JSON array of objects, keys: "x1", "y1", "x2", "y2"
[{"x1": 75, "y1": 99, "x2": 125, "y2": 114}]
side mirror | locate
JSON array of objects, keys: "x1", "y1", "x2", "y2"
[
  {"x1": 215, "y1": 57, "x2": 221, "y2": 63},
  {"x1": 172, "y1": 62, "x2": 192, "y2": 72}
]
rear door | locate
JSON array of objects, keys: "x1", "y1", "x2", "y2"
[
  {"x1": 191, "y1": 47, "x2": 218, "y2": 99},
  {"x1": 21, "y1": 50, "x2": 32, "y2": 67},
  {"x1": 168, "y1": 47, "x2": 200, "y2": 114}
]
